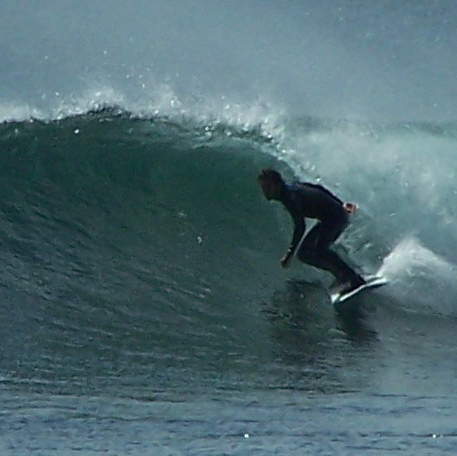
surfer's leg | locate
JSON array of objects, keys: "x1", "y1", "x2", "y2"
[
  {"x1": 296, "y1": 223, "x2": 347, "y2": 280},
  {"x1": 297, "y1": 219, "x2": 364, "y2": 288},
  {"x1": 316, "y1": 219, "x2": 365, "y2": 291}
]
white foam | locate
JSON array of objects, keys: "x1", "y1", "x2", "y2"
[
  {"x1": 50, "y1": 86, "x2": 126, "y2": 120},
  {"x1": 0, "y1": 80, "x2": 285, "y2": 144},
  {"x1": 379, "y1": 237, "x2": 457, "y2": 316},
  {"x1": 0, "y1": 102, "x2": 45, "y2": 123}
]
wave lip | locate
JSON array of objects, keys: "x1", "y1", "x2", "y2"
[
  {"x1": 0, "y1": 82, "x2": 286, "y2": 141},
  {"x1": 0, "y1": 102, "x2": 45, "y2": 123}
]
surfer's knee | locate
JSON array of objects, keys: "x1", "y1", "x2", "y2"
[{"x1": 296, "y1": 248, "x2": 319, "y2": 265}]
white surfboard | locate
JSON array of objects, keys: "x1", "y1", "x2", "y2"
[{"x1": 331, "y1": 275, "x2": 388, "y2": 306}]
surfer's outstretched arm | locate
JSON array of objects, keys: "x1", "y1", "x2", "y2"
[{"x1": 281, "y1": 213, "x2": 305, "y2": 268}]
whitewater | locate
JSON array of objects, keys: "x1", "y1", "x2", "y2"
[{"x1": 2, "y1": 1, "x2": 457, "y2": 454}]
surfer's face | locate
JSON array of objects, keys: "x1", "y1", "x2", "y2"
[{"x1": 259, "y1": 178, "x2": 282, "y2": 200}]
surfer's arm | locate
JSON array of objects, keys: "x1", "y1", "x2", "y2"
[
  {"x1": 289, "y1": 215, "x2": 306, "y2": 253},
  {"x1": 281, "y1": 214, "x2": 305, "y2": 267}
]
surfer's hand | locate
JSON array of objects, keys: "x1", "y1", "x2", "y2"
[
  {"x1": 280, "y1": 252, "x2": 293, "y2": 268},
  {"x1": 343, "y1": 202, "x2": 358, "y2": 214}
]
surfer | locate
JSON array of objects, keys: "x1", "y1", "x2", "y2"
[{"x1": 258, "y1": 168, "x2": 365, "y2": 293}]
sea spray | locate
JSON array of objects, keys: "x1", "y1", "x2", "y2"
[{"x1": 380, "y1": 237, "x2": 457, "y2": 316}]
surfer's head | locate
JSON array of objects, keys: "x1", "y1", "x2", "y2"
[{"x1": 258, "y1": 168, "x2": 285, "y2": 200}]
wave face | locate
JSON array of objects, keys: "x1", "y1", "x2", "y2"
[
  {"x1": 0, "y1": 111, "x2": 287, "y2": 395},
  {"x1": 2, "y1": 110, "x2": 457, "y2": 399},
  {"x1": 4, "y1": 4, "x2": 457, "y2": 453}
]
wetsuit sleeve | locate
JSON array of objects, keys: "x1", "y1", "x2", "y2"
[{"x1": 288, "y1": 212, "x2": 306, "y2": 254}]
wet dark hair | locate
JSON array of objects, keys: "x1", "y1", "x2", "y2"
[{"x1": 257, "y1": 168, "x2": 284, "y2": 184}]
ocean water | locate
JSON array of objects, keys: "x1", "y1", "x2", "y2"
[
  {"x1": 2, "y1": 110, "x2": 457, "y2": 455},
  {"x1": 2, "y1": 1, "x2": 457, "y2": 455}
]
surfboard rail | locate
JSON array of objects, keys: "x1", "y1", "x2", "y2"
[{"x1": 331, "y1": 275, "x2": 388, "y2": 306}]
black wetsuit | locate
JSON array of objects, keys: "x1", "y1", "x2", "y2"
[{"x1": 280, "y1": 182, "x2": 360, "y2": 283}]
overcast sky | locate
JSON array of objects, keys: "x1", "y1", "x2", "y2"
[{"x1": 1, "y1": 0, "x2": 456, "y2": 121}]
